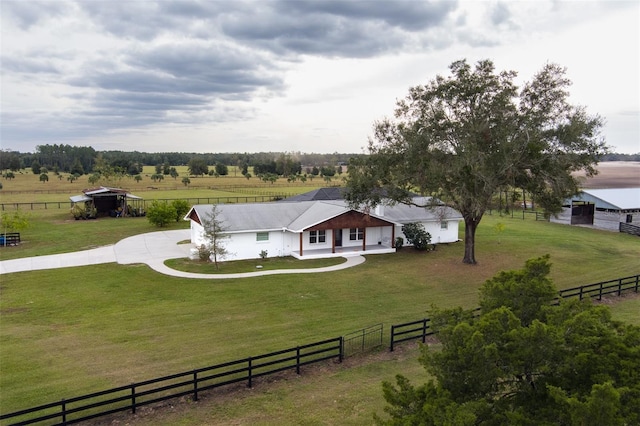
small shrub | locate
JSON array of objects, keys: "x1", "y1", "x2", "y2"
[
  {"x1": 197, "y1": 244, "x2": 211, "y2": 261},
  {"x1": 401, "y1": 222, "x2": 432, "y2": 251},
  {"x1": 395, "y1": 237, "x2": 404, "y2": 250},
  {"x1": 146, "y1": 201, "x2": 177, "y2": 227},
  {"x1": 259, "y1": 250, "x2": 268, "y2": 259},
  {"x1": 171, "y1": 199, "x2": 191, "y2": 222}
]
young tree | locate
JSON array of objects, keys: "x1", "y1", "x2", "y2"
[
  {"x1": 171, "y1": 199, "x2": 190, "y2": 222},
  {"x1": 215, "y1": 163, "x2": 228, "y2": 176},
  {"x1": 1, "y1": 210, "x2": 30, "y2": 245},
  {"x1": 88, "y1": 173, "x2": 101, "y2": 185},
  {"x1": 200, "y1": 204, "x2": 231, "y2": 269},
  {"x1": 31, "y1": 160, "x2": 41, "y2": 175},
  {"x1": 346, "y1": 59, "x2": 607, "y2": 264},
  {"x1": 146, "y1": 201, "x2": 177, "y2": 227},
  {"x1": 375, "y1": 256, "x2": 640, "y2": 425},
  {"x1": 181, "y1": 177, "x2": 191, "y2": 187},
  {"x1": 39, "y1": 173, "x2": 49, "y2": 183},
  {"x1": 169, "y1": 167, "x2": 179, "y2": 180},
  {"x1": 188, "y1": 158, "x2": 208, "y2": 176}
]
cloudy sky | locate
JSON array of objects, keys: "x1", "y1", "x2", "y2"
[{"x1": 2, "y1": 1, "x2": 638, "y2": 154}]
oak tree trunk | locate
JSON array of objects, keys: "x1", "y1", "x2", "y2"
[{"x1": 463, "y1": 217, "x2": 480, "y2": 264}]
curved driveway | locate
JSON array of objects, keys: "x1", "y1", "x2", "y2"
[{"x1": 0, "y1": 229, "x2": 365, "y2": 278}]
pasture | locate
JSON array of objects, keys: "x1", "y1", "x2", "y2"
[{"x1": 1, "y1": 162, "x2": 639, "y2": 424}]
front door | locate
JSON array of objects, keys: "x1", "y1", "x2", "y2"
[{"x1": 335, "y1": 229, "x2": 342, "y2": 247}]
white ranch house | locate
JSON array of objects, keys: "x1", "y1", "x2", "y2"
[{"x1": 184, "y1": 194, "x2": 462, "y2": 261}]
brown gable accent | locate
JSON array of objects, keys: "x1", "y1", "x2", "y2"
[
  {"x1": 188, "y1": 209, "x2": 202, "y2": 226},
  {"x1": 306, "y1": 210, "x2": 393, "y2": 231}
]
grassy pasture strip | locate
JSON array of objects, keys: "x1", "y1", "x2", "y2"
[
  {"x1": 1, "y1": 168, "x2": 336, "y2": 200},
  {"x1": 1, "y1": 216, "x2": 639, "y2": 413}
]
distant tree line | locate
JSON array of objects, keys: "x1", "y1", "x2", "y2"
[
  {"x1": 0, "y1": 146, "x2": 362, "y2": 178},
  {"x1": 601, "y1": 152, "x2": 640, "y2": 161}
]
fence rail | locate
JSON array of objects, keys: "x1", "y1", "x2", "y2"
[
  {"x1": 390, "y1": 274, "x2": 640, "y2": 351},
  {"x1": 556, "y1": 275, "x2": 640, "y2": 302},
  {"x1": 0, "y1": 196, "x2": 289, "y2": 211},
  {"x1": 0, "y1": 337, "x2": 342, "y2": 426}
]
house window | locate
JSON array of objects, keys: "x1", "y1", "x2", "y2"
[
  {"x1": 309, "y1": 230, "x2": 326, "y2": 244},
  {"x1": 440, "y1": 221, "x2": 448, "y2": 230},
  {"x1": 256, "y1": 232, "x2": 269, "y2": 241},
  {"x1": 349, "y1": 227, "x2": 364, "y2": 240}
]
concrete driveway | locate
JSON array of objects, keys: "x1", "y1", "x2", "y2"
[{"x1": 0, "y1": 229, "x2": 365, "y2": 278}]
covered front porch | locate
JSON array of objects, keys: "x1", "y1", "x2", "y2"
[{"x1": 290, "y1": 243, "x2": 396, "y2": 260}]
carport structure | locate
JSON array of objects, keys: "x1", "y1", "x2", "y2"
[{"x1": 70, "y1": 186, "x2": 143, "y2": 217}]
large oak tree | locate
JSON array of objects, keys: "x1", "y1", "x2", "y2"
[{"x1": 345, "y1": 59, "x2": 607, "y2": 264}]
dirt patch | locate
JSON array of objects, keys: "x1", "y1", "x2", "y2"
[
  {"x1": 574, "y1": 161, "x2": 640, "y2": 189},
  {"x1": 593, "y1": 291, "x2": 640, "y2": 305}
]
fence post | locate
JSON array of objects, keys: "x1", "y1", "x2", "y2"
[
  {"x1": 339, "y1": 337, "x2": 344, "y2": 363},
  {"x1": 636, "y1": 275, "x2": 639, "y2": 293},
  {"x1": 599, "y1": 281, "x2": 603, "y2": 301},
  {"x1": 618, "y1": 278, "x2": 622, "y2": 296},
  {"x1": 131, "y1": 384, "x2": 136, "y2": 414},
  {"x1": 193, "y1": 371, "x2": 199, "y2": 401},
  {"x1": 61, "y1": 399, "x2": 67, "y2": 426},
  {"x1": 390, "y1": 325, "x2": 395, "y2": 352},
  {"x1": 579, "y1": 286, "x2": 583, "y2": 301},
  {"x1": 296, "y1": 347, "x2": 301, "y2": 374},
  {"x1": 422, "y1": 319, "x2": 428, "y2": 343},
  {"x1": 247, "y1": 357, "x2": 253, "y2": 388}
]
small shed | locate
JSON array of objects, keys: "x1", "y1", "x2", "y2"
[
  {"x1": 551, "y1": 188, "x2": 640, "y2": 231},
  {"x1": 70, "y1": 186, "x2": 143, "y2": 218}
]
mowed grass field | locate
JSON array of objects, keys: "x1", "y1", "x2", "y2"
[
  {"x1": 1, "y1": 162, "x2": 639, "y2": 424},
  {"x1": 0, "y1": 165, "x2": 339, "y2": 204}
]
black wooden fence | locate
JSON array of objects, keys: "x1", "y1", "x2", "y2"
[
  {"x1": 556, "y1": 274, "x2": 640, "y2": 302},
  {"x1": 0, "y1": 337, "x2": 342, "y2": 426},
  {"x1": 390, "y1": 274, "x2": 640, "y2": 351}
]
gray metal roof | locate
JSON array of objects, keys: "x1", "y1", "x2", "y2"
[
  {"x1": 70, "y1": 195, "x2": 92, "y2": 203},
  {"x1": 70, "y1": 186, "x2": 141, "y2": 202},
  {"x1": 382, "y1": 198, "x2": 463, "y2": 223},
  {"x1": 574, "y1": 188, "x2": 640, "y2": 210},
  {"x1": 186, "y1": 197, "x2": 461, "y2": 233},
  {"x1": 283, "y1": 187, "x2": 346, "y2": 201}
]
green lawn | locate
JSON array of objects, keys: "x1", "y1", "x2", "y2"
[{"x1": 1, "y1": 212, "x2": 639, "y2": 422}]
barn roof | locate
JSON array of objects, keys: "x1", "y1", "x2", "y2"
[
  {"x1": 573, "y1": 188, "x2": 640, "y2": 210},
  {"x1": 70, "y1": 186, "x2": 141, "y2": 202},
  {"x1": 283, "y1": 187, "x2": 346, "y2": 201}
]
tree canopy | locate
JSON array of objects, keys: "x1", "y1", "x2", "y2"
[
  {"x1": 345, "y1": 59, "x2": 607, "y2": 264},
  {"x1": 375, "y1": 256, "x2": 640, "y2": 425}
]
